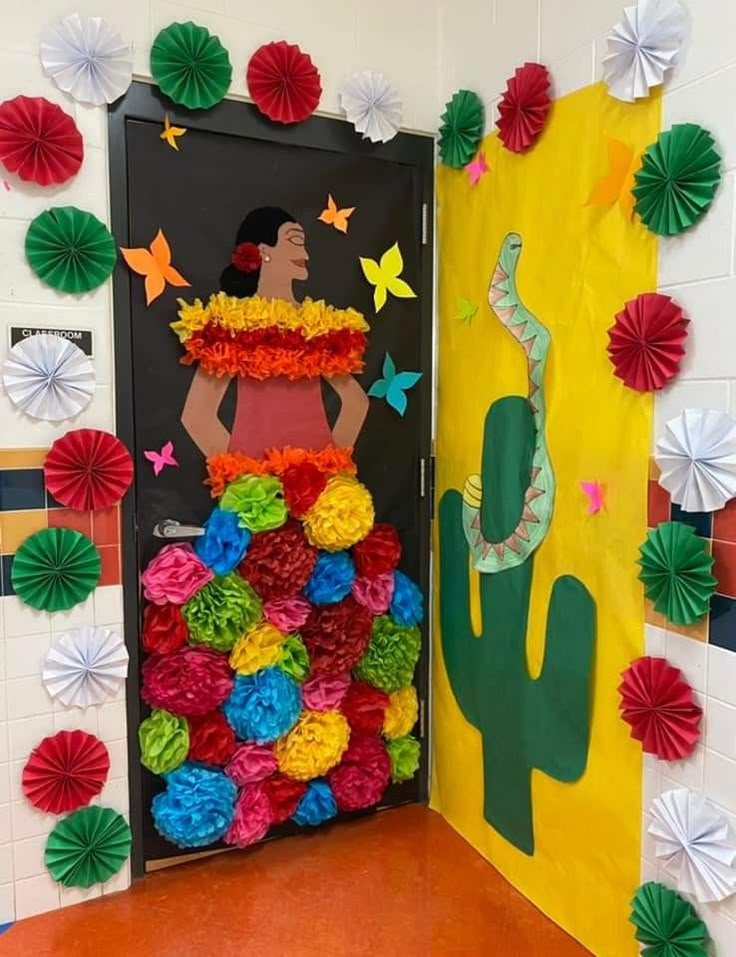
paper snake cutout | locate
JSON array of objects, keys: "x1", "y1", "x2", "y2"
[{"x1": 461, "y1": 233, "x2": 555, "y2": 572}]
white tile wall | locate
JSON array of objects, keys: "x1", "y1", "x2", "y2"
[{"x1": 0, "y1": 0, "x2": 442, "y2": 929}]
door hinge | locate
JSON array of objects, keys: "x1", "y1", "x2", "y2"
[
  {"x1": 419, "y1": 697, "x2": 426, "y2": 738},
  {"x1": 429, "y1": 452, "x2": 436, "y2": 519},
  {"x1": 421, "y1": 202, "x2": 429, "y2": 246}
]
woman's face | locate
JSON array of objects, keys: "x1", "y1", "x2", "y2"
[{"x1": 259, "y1": 221, "x2": 309, "y2": 284}]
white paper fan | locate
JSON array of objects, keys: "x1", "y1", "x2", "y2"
[
  {"x1": 43, "y1": 626, "x2": 129, "y2": 709},
  {"x1": 2, "y1": 334, "x2": 95, "y2": 421},
  {"x1": 655, "y1": 408, "x2": 736, "y2": 513},
  {"x1": 603, "y1": 0, "x2": 686, "y2": 102},
  {"x1": 339, "y1": 71, "x2": 402, "y2": 143},
  {"x1": 649, "y1": 787, "x2": 736, "y2": 903},
  {"x1": 40, "y1": 13, "x2": 133, "y2": 106}
]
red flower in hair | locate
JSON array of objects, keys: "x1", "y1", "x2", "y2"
[{"x1": 232, "y1": 242, "x2": 262, "y2": 273}]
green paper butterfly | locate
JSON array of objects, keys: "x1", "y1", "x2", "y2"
[{"x1": 457, "y1": 297, "x2": 478, "y2": 324}]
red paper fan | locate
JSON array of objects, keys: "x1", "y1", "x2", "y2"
[
  {"x1": 246, "y1": 41, "x2": 322, "y2": 124},
  {"x1": 496, "y1": 62, "x2": 551, "y2": 153},
  {"x1": 619, "y1": 656, "x2": 702, "y2": 761},
  {"x1": 45, "y1": 428, "x2": 134, "y2": 511},
  {"x1": 22, "y1": 730, "x2": 110, "y2": 814},
  {"x1": 607, "y1": 293, "x2": 688, "y2": 392},
  {"x1": 0, "y1": 96, "x2": 83, "y2": 186}
]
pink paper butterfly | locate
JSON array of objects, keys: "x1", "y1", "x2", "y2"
[
  {"x1": 580, "y1": 481, "x2": 604, "y2": 515},
  {"x1": 144, "y1": 441, "x2": 178, "y2": 476}
]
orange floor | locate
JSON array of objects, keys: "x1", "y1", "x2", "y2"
[{"x1": 0, "y1": 805, "x2": 590, "y2": 957}]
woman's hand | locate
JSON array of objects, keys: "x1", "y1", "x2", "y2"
[
  {"x1": 181, "y1": 367, "x2": 232, "y2": 458},
  {"x1": 327, "y1": 374, "x2": 369, "y2": 448}
]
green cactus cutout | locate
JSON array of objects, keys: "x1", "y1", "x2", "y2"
[{"x1": 439, "y1": 396, "x2": 596, "y2": 855}]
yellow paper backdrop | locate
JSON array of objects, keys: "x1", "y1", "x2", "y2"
[{"x1": 432, "y1": 82, "x2": 660, "y2": 957}]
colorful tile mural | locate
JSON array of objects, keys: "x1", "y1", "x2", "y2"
[{"x1": 0, "y1": 449, "x2": 122, "y2": 596}]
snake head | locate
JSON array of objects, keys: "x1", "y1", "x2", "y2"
[{"x1": 500, "y1": 232, "x2": 523, "y2": 272}]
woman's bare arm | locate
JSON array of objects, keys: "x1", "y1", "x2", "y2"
[
  {"x1": 181, "y1": 367, "x2": 232, "y2": 458},
  {"x1": 327, "y1": 374, "x2": 370, "y2": 448}
]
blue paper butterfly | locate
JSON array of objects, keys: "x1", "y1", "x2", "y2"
[{"x1": 367, "y1": 352, "x2": 423, "y2": 417}]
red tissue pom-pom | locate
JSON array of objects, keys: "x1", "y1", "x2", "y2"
[
  {"x1": 22, "y1": 730, "x2": 109, "y2": 814},
  {"x1": 0, "y1": 95, "x2": 83, "y2": 186},
  {"x1": 281, "y1": 461, "x2": 328, "y2": 518},
  {"x1": 619, "y1": 656, "x2": 702, "y2": 761},
  {"x1": 607, "y1": 293, "x2": 689, "y2": 392},
  {"x1": 341, "y1": 682, "x2": 390, "y2": 736},
  {"x1": 141, "y1": 647, "x2": 233, "y2": 717},
  {"x1": 246, "y1": 40, "x2": 322, "y2": 124},
  {"x1": 142, "y1": 603, "x2": 188, "y2": 656},
  {"x1": 44, "y1": 428, "x2": 134, "y2": 512},
  {"x1": 238, "y1": 520, "x2": 317, "y2": 601},
  {"x1": 301, "y1": 596, "x2": 373, "y2": 676},
  {"x1": 188, "y1": 710, "x2": 236, "y2": 766},
  {"x1": 496, "y1": 62, "x2": 551, "y2": 154},
  {"x1": 262, "y1": 774, "x2": 307, "y2": 824},
  {"x1": 328, "y1": 735, "x2": 391, "y2": 812},
  {"x1": 352, "y1": 524, "x2": 401, "y2": 579},
  {"x1": 232, "y1": 242, "x2": 262, "y2": 274}
]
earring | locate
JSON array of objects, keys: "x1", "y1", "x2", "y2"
[{"x1": 263, "y1": 254, "x2": 271, "y2": 262}]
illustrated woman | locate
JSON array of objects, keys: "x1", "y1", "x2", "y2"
[{"x1": 175, "y1": 207, "x2": 369, "y2": 462}]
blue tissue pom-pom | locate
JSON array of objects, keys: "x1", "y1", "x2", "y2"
[
  {"x1": 223, "y1": 668, "x2": 302, "y2": 744},
  {"x1": 390, "y1": 570, "x2": 424, "y2": 626},
  {"x1": 152, "y1": 763, "x2": 236, "y2": 848},
  {"x1": 303, "y1": 551, "x2": 355, "y2": 605},
  {"x1": 195, "y1": 507, "x2": 250, "y2": 576},
  {"x1": 293, "y1": 780, "x2": 338, "y2": 826}
]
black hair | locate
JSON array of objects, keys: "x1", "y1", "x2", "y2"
[{"x1": 220, "y1": 206, "x2": 296, "y2": 296}]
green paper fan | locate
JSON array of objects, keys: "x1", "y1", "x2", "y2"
[
  {"x1": 25, "y1": 207, "x2": 117, "y2": 294},
  {"x1": 12, "y1": 527, "x2": 101, "y2": 612},
  {"x1": 638, "y1": 521, "x2": 716, "y2": 626},
  {"x1": 633, "y1": 124, "x2": 722, "y2": 236},
  {"x1": 630, "y1": 882, "x2": 709, "y2": 957},
  {"x1": 150, "y1": 21, "x2": 232, "y2": 110},
  {"x1": 45, "y1": 806, "x2": 132, "y2": 888},
  {"x1": 439, "y1": 90, "x2": 484, "y2": 169}
]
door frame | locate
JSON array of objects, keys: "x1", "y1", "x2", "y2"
[{"x1": 108, "y1": 80, "x2": 435, "y2": 878}]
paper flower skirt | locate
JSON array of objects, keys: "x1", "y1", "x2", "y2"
[{"x1": 140, "y1": 452, "x2": 423, "y2": 850}]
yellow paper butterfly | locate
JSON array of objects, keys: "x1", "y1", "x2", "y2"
[
  {"x1": 359, "y1": 242, "x2": 417, "y2": 313},
  {"x1": 160, "y1": 114, "x2": 187, "y2": 151},
  {"x1": 318, "y1": 194, "x2": 355, "y2": 234}
]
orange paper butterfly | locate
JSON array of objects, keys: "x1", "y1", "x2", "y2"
[
  {"x1": 120, "y1": 230, "x2": 190, "y2": 306},
  {"x1": 318, "y1": 194, "x2": 355, "y2": 234}
]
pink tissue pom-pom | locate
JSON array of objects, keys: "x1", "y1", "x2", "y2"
[
  {"x1": 302, "y1": 672, "x2": 351, "y2": 711},
  {"x1": 226, "y1": 742, "x2": 278, "y2": 786},
  {"x1": 225, "y1": 783, "x2": 273, "y2": 847},
  {"x1": 351, "y1": 571, "x2": 394, "y2": 615},
  {"x1": 263, "y1": 595, "x2": 312, "y2": 633},
  {"x1": 141, "y1": 543, "x2": 213, "y2": 605}
]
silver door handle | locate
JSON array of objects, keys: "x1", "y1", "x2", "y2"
[{"x1": 153, "y1": 519, "x2": 205, "y2": 539}]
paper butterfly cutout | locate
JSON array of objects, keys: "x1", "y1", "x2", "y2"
[
  {"x1": 580, "y1": 481, "x2": 604, "y2": 514},
  {"x1": 457, "y1": 297, "x2": 478, "y2": 324},
  {"x1": 585, "y1": 136, "x2": 641, "y2": 220},
  {"x1": 318, "y1": 194, "x2": 355, "y2": 234},
  {"x1": 368, "y1": 353, "x2": 422, "y2": 416},
  {"x1": 144, "y1": 441, "x2": 178, "y2": 476},
  {"x1": 467, "y1": 151, "x2": 488, "y2": 185},
  {"x1": 359, "y1": 242, "x2": 417, "y2": 313},
  {"x1": 120, "y1": 230, "x2": 190, "y2": 305},
  {"x1": 160, "y1": 114, "x2": 186, "y2": 151}
]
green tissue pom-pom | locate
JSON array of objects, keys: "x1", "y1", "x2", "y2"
[
  {"x1": 182, "y1": 573, "x2": 262, "y2": 651},
  {"x1": 387, "y1": 735, "x2": 421, "y2": 783},
  {"x1": 354, "y1": 615, "x2": 421, "y2": 692},
  {"x1": 220, "y1": 474, "x2": 288, "y2": 533},
  {"x1": 139, "y1": 709, "x2": 189, "y2": 774},
  {"x1": 277, "y1": 633, "x2": 310, "y2": 682}
]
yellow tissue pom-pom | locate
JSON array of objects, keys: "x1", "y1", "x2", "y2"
[
  {"x1": 303, "y1": 475, "x2": 375, "y2": 551},
  {"x1": 275, "y1": 709, "x2": 350, "y2": 781},
  {"x1": 383, "y1": 686, "x2": 419, "y2": 740},
  {"x1": 229, "y1": 622, "x2": 285, "y2": 675}
]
